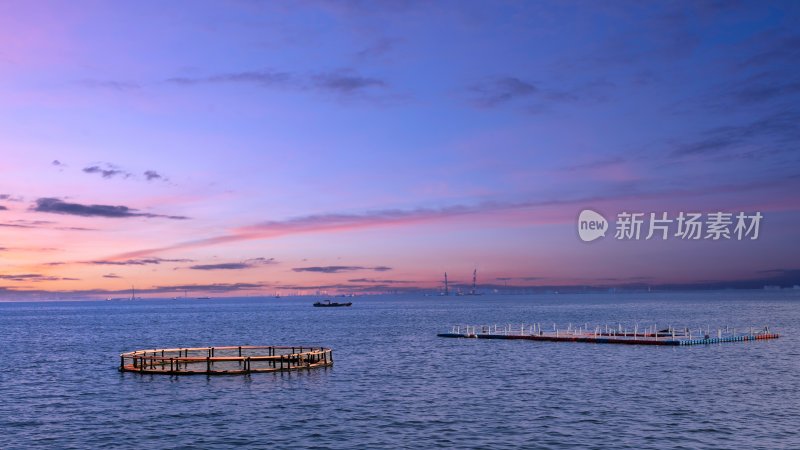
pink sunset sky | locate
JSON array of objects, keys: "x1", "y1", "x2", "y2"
[{"x1": 1, "y1": 1, "x2": 799, "y2": 298}]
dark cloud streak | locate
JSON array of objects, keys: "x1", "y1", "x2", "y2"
[
  {"x1": 469, "y1": 76, "x2": 537, "y2": 107},
  {"x1": 167, "y1": 70, "x2": 292, "y2": 87},
  {"x1": 88, "y1": 257, "x2": 192, "y2": 266},
  {"x1": 83, "y1": 165, "x2": 130, "y2": 179},
  {"x1": 0, "y1": 194, "x2": 23, "y2": 202},
  {"x1": 311, "y1": 72, "x2": 385, "y2": 93},
  {"x1": 671, "y1": 110, "x2": 800, "y2": 157},
  {"x1": 347, "y1": 278, "x2": 411, "y2": 284},
  {"x1": 78, "y1": 79, "x2": 141, "y2": 91},
  {"x1": 189, "y1": 257, "x2": 276, "y2": 271},
  {"x1": 81, "y1": 163, "x2": 169, "y2": 183},
  {"x1": 167, "y1": 68, "x2": 387, "y2": 96},
  {"x1": 356, "y1": 38, "x2": 396, "y2": 60},
  {"x1": 292, "y1": 265, "x2": 392, "y2": 274},
  {"x1": 190, "y1": 263, "x2": 252, "y2": 270},
  {"x1": 144, "y1": 170, "x2": 164, "y2": 181},
  {"x1": 0, "y1": 273, "x2": 79, "y2": 282},
  {"x1": 33, "y1": 198, "x2": 188, "y2": 220},
  {"x1": 467, "y1": 76, "x2": 612, "y2": 112}
]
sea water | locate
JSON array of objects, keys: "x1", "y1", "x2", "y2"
[{"x1": 1, "y1": 291, "x2": 798, "y2": 449}]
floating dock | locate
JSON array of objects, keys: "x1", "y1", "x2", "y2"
[{"x1": 438, "y1": 324, "x2": 779, "y2": 346}]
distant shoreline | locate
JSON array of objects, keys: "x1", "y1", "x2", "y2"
[{"x1": 2, "y1": 288, "x2": 799, "y2": 303}]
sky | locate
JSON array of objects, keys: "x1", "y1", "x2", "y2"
[{"x1": 1, "y1": 0, "x2": 799, "y2": 299}]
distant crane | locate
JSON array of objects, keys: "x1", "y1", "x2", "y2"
[
  {"x1": 468, "y1": 268, "x2": 483, "y2": 296},
  {"x1": 440, "y1": 272, "x2": 449, "y2": 296},
  {"x1": 471, "y1": 269, "x2": 477, "y2": 295}
]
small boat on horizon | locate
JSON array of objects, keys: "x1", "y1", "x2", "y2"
[{"x1": 313, "y1": 299, "x2": 352, "y2": 307}]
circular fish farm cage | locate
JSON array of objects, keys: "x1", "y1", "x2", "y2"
[{"x1": 119, "y1": 346, "x2": 333, "y2": 375}]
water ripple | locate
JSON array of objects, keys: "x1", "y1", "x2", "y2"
[{"x1": 1, "y1": 291, "x2": 799, "y2": 449}]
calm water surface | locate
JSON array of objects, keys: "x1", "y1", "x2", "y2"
[{"x1": 1, "y1": 292, "x2": 799, "y2": 449}]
